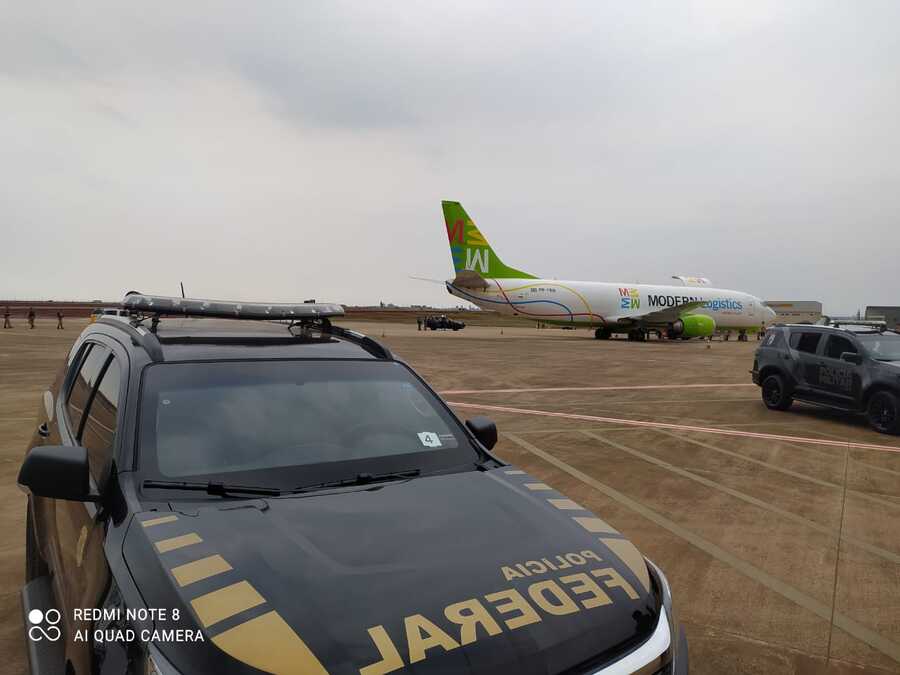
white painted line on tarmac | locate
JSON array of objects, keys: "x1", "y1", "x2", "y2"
[
  {"x1": 503, "y1": 432, "x2": 900, "y2": 665},
  {"x1": 440, "y1": 383, "x2": 756, "y2": 395},
  {"x1": 580, "y1": 430, "x2": 900, "y2": 565},
  {"x1": 449, "y1": 401, "x2": 900, "y2": 454}
]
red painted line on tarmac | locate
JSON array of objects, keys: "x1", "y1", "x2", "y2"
[
  {"x1": 440, "y1": 383, "x2": 756, "y2": 395},
  {"x1": 447, "y1": 401, "x2": 900, "y2": 454}
]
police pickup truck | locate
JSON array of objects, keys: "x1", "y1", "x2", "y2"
[
  {"x1": 752, "y1": 320, "x2": 900, "y2": 434},
  {"x1": 20, "y1": 294, "x2": 686, "y2": 675}
]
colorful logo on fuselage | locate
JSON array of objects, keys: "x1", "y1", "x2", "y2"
[{"x1": 618, "y1": 288, "x2": 640, "y2": 310}]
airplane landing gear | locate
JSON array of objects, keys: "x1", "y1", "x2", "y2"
[
  {"x1": 594, "y1": 328, "x2": 611, "y2": 340},
  {"x1": 738, "y1": 329, "x2": 748, "y2": 342},
  {"x1": 627, "y1": 329, "x2": 647, "y2": 342}
]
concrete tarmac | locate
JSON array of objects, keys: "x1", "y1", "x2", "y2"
[{"x1": 2, "y1": 320, "x2": 899, "y2": 674}]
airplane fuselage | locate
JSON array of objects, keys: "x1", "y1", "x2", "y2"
[{"x1": 447, "y1": 278, "x2": 775, "y2": 331}]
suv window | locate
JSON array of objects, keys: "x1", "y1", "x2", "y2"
[
  {"x1": 139, "y1": 360, "x2": 479, "y2": 487},
  {"x1": 824, "y1": 335, "x2": 857, "y2": 360},
  {"x1": 66, "y1": 344, "x2": 111, "y2": 434},
  {"x1": 789, "y1": 331, "x2": 821, "y2": 354},
  {"x1": 81, "y1": 357, "x2": 121, "y2": 483}
]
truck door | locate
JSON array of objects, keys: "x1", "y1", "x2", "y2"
[
  {"x1": 54, "y1": 341, "x2": 122, "y2": 673},
  {"x1": 815, "y1": 334, "x2": 862, "y2": 405},
  {"x1": 787, "y1": 330, "x2": 823, "y2": 392}
]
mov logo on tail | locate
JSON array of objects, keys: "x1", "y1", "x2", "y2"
[{"x1": 442, "y1": 201, "x2": 536, "y2": 280}]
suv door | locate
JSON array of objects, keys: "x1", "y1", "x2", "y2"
[
  {"x1": 815, "y1": 334, "x2": 862, "y2": 406},
  {"x1": 54, "y1": 341, "x2": 123, "y2": 673},
  {"x1": 787, "y1": 330, "x2": 824, "y2": 393}
]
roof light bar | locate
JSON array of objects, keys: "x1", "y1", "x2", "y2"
[{"x1": 121, "y1": 294, "x2": 345, "y2": 321}]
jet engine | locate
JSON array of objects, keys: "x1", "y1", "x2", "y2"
[{"x1": 668, "y1": 314, "x2": 715, "y2": 338}]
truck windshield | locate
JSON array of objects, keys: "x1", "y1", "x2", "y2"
[
  {"x1": 857, "y1": 333, "x2": 900, "y2": 361},
  {"x1": 138, "y1": 360, "x2": 478, "y2": 487}
]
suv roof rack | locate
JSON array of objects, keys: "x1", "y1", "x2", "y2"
[
  {"x1": 122, "y1": 293, "x2": 344, "y2": 328},
  {"x1": 114, "y1": 293, "x2": 392, "y2": 360},
  {"x1": 326, "y1": 324, "x2": 393, "y2": 360},
  {"x1": 817, "y1": 316, "x2": 887, "y2": 333},
  {"x1": 96, "y1": 316, "x2": 165, "y2": 361}
]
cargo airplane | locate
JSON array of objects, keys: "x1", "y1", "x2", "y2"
[{"x1": 441, "y1": 201, "x2": 776, "y2": 340}]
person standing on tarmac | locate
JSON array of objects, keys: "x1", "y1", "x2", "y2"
[
  {"x1": 27, "y1": 307, "x2": 36, "y2": 329},
  {"x1": 416, "y1": 317, "x2": 422, "y2": 331},
  {"x1": 56, "y1": 311, "x2": 64, "y2": 330},
  {"x1": 3, "y1": 306, "x2": 11, "y2": 328}
]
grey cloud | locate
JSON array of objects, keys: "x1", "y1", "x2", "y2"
[{"x1": 1, "y1": 1, "x2": 899, "y2": 312}]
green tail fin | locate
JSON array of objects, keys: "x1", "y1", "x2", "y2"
[{"x1": 441, "y1": 201, "x2": 537, "y2": 279}]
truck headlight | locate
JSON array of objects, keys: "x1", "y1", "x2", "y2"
[{"x1": 645, "y1": 557, "x2": 673, "y2": 617}]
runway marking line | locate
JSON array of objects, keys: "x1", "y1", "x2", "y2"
[
  {"x1": 448, "y1": 401, "x2": 900, "y2": 455},
  {"x1": 580, "y1": 430, "x2": 900, "y2": 565},
  {"x1": 502, "y1": 433, "x2": 900, "y2": 664},
  {"x1": 441, "y1": 383, "x2": 756, "y2": 395}
]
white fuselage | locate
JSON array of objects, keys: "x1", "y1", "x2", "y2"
[{"x1": 447, "y1": 278, "x2": 776, "y2": 331}]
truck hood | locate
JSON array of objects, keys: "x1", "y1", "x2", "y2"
[{"x1": 125, "y1": 468, "x2": 659, "y2": 674}]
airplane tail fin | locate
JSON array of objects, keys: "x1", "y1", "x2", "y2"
[{"x1": 442, "y1": 201, "x2": 537, "y2": 280}]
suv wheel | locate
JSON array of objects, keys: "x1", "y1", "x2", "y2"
[
  {"x1": 26, "y1": 505, "x2": 49, "y2": 581},
  {"x1": 762, "y1": 374, "x2": 793, "y2": 411},
  {"x1": 867, "y1": 391, "x2": 900, "y2": 435}
]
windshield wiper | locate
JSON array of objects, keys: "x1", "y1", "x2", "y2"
[
  {"x1": 143, "y1": 479, "x2": 283, "y2": 497},
  {"x1": 293, "y1": 469, "x2": 421, "y2": 493}
]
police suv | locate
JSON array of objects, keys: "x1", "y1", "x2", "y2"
[
  {"x1": 20, "y1": 294, "x2": 687, "y2": 675},
  {"x1": 752, "y1": 320, "x2": 900, "y2": 434}
]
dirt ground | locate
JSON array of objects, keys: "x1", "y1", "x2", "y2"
[{"x1": 2, "y1": 319, "x2": 899, "y2": 674}]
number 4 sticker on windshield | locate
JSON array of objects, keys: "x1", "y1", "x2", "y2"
[{"x1": 417, "y1": 432, "x2": 442, "y2": 448}]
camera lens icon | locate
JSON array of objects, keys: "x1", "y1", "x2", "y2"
[{"x1": 28, "y1": 608, "x2": 61, "y2": 642}]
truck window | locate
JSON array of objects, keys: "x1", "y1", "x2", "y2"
[
  {"x1": 824, "y1": 335, "x2": 857, "y2": 360},
  {"x1": 66, "y1": 344, "x2": 110, "y2": 434},
  {"x1": 81, "y1": 356, "x2": 121, "y2": 483},
  {"x1": 789, "y1": 332, "x2": 821, "y2": 354}
]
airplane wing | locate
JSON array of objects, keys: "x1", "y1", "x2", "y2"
[{"x1": 608, "y1": 300, "x2": 706, "y2": 326}]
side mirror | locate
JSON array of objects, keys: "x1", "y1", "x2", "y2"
[
  {"x1": 18, "y1": 446, "x2": 98, "y2": 502},
  {"x1": 840, "y1": 352, "x2": 863, "y2": 365},
  {"x1": 466, "y1": 416, "x2": 498, "y2": 450}
]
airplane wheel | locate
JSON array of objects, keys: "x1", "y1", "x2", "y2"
[{"x1": 594, "y1": 328, "x2": 611, "y2": 340}]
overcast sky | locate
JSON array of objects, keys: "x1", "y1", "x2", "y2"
[{"x1": 2, "y1": 1, "x2": 898, "y2": 314}]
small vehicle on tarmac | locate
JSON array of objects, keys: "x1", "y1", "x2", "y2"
[
  {"x1": 20, "y1": 294, "x2": 686, "y2": 675},
  {"x1": 424, "y1": 314, "x2": 465, "y2": 331},
  {"x1": 89, "y1": 308, "x2": 130, "y2": 323},
  {"x1": 752, "y1": 320, "x2": 900, "y2": 434}
]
